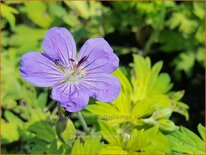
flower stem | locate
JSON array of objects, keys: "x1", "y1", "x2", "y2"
[
  {"x1": 77, "y1": 112, "x2": 89, "y2": 133},
  {"x1": 57, "y1": 103, "x2": 64, "y2": 119}
]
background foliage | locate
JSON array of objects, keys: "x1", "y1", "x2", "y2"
[{"x1": 1, "y1": 1, "x2": 205, "y2": 154}]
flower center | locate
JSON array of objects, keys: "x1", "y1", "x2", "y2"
[
  {"x1": 62, "y1": 56, "x2": 88, "y2": 83},
  {"x1": 64, "y1": 66, "x2": 87, "y2": 83}
]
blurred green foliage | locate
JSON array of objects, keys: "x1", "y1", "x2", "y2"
[{"x1": 1, "y1": 1, "x2": 205, "y2": 154}]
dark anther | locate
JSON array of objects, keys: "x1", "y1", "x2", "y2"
[
  {"x1": 77, "y1": 56, "x2": 89, "y2": 68},
  {"x1": 69, "y1": 58, "x2": 75, "y2": 62}
]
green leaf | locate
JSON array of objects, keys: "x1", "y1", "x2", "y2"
[
  {"x1": 193, "y1": 2, "x2": 205, "y2": 20},
  {"x1": 47, "y1": 140, "x2": 64, "y2": 154},
  {"x1": 131, "y1": 94, "x2": 171, "y2": 118},
  {"x1": 168, "y1": 90, "x2": 185, "y2": 101},
  {"x1": 65, "y1": 1, "x2": 102, "y2": 19},
  {"x1": 151, "y1": 108, "x2": 172, "y2": 120},
  {"x1": 171, "y1": 101, "x2": 189, "y2": 121},
  {"x1": 198, "y1": 124, "x2": 205, "y2": 141},
  {"x1": 113, "y1": 68, "x2": 133, "y2": 98},
  {"x1": 112, "y1": 46, "x2": 138, "y2": 55},
  {"x1": 157, "y1": 119, "x2": 178, "y2": 132},
  {"x1": 159, "y1": 31, "x2": 186, "y2": 52},
  {"x1": 126, "y1": 127, "x2": 171, "y2": 153},
  {"x1": 1, "y1": 119, "x2": 19, "y2": 144},
  {"x1": 145, "y1": 2, "x2": 167, "y2": 30},
  {"x1": 37, "y1": 92, "x2": 48, "y2": 109},
  {"x1": 48, "y1": 3, "x2": 67, "y2": 17},
  {"x1": 150, "y1": 73, "x2": 173, "y2": 95},
  {"x1": 71, "y1": 137, "x2": 104, "y2": 154},
  {"x1": 71, "y1": 138, "x2": 83, "y2": 154},
  {"x1": 27, "y1": 107, "x2": 48, "y2": 122},
  {"x1": 167, "y1": 12, "x2": 198, "y2": 36},
  {"x1": 4, "y1": 111, "x2": 24, "y2": 128},
  {"x1": 195, "y1": 26, "x2": 205, "y2": 43},
  {"x1": 28, "y1": 140, "x2": 49, "y2": 154},
  {"x1": 167, "y1": 126, "x2": 205, "y2": 154},
  {"x1": 147, "y1": 61, "x2": 163, "y2": 94},
  {"x1": 1, "y1": 4, "x2": 18, "y2": 30},
  {"x1": 63, "y1": 13, "x2": 80, "y2": 28},
  {"x1": 173, "y1": 52, "x2": 196, "y2": 77},
  {"x1": 125, "y1": 129, "x2": 145, "y2": 152},
  {"x1": 86, "y1": 101, "x2": 119, "y2": 118},
  {"x1": 112, "y1": 68, "x2": 133, "y2": 114},
  {"x1": 98, "y1": 120, "x2": 121, "y2": 146},
  {"x1": 196, "y1": 47, "x2": 205, "y2": 66},
  {"x1": 100, "y1": 145, "x2": 127, "y2": 154},
  {"x1": 131, "y1": 55, "x2": 165, "y2": 102},
  {"x1": 65, "y1": 1, "x2": 90, "y2": 19},
  {"x1": 143, "y1": 127, "x2": 171, "y2": 153},
  {"x1": 131, "y1": 55, "x2": 151, "y2": 101},
  {"x1": 27, "y1": 120, "x2": 56, "y2": 142},
  {"x1": 23, "y1": 1, "x2": 52, "y2": 28},
  {"x1": 9, "y1": 25, "x2": 45, "y2": 53}
]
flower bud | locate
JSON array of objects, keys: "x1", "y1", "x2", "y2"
[
  {"x1": 158, "y1": 119, "x2": 178, "y2": 132},
  {"x1": 55, "y1": 117, "x2": 76, "y2": 144},
  {"x1": 152, "y1": 108, "x2": 172, "y2": 120}
]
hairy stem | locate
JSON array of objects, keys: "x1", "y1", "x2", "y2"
[
  {"x1": 77, "y1": 112, "x2": 89, "y2": 133},
  {"x1": 57, "y1": 103, "x2": 64, "y2": 119}
]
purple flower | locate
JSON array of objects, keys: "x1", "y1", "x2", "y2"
[{"x1": 20, "y1": 27, "x2": 120, "y2": 112}]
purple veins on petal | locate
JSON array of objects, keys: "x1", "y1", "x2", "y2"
[
  {"x1": 20, "y1": 52, "x2": 65, "y2": 87},
  {"x1": 51, "y1": 83, "x2": 89, "y2": 112},
  {"x1": 80, "y1": 73, "x2": 121, "y2": 102},
  {"x1": 78, "y1": 38, "x2": 119, "y2": 74},
  {"x1": 42, "y1": 27, "x2": 77, "y2": 66}
]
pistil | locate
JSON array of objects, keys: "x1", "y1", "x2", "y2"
[{"x1": 59, "y1": 56, "x2": 89, "y2": 83}]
